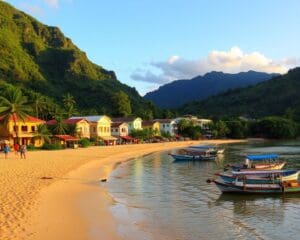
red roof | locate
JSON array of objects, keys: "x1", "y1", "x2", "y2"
[
  {"x1": 54, "y1": 135, "x2": 79, "y2": 141},
  {"x1": 111, "y1": 122, "x2": 125, "y2": 128},
  {"x1": 0, "y1": 114, "x2": 45, "y2": 123},
  {"x1": 46, "y1": 118, "x2": 88, "y2": 125},
  {"x1": 120, "y1": 135, "x2": 135, "y2": 140}
]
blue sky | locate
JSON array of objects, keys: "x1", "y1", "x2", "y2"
[{"x1": 5, "y1": 0, "x2": 300, "y2": 95}]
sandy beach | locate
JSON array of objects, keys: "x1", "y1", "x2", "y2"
[{"x1": 0, "y1": 139, "x2": 245, "y2": 240}]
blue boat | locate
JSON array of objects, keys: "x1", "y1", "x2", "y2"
[
  {"x1": 169, "y1": 153, "x2": 216, "y2": 161},
  {"x1": 216, "y1": 169, "x2": 300, "y2": 184}
]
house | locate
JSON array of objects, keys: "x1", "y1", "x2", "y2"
[
  {"x1": 46, "y1": 118, "x2": 91, "y2": 139},
  {"x1": 70, "y1": 115, "x2": 117, "y2": 145},
  {"x1": 142, "y1": 120, "x2": 160, "y2": 136},
  {"x1": 174, "y1": 116, "x2": 212, "y2": 129},
  {"x1": 0, "y1": 114, "x2": 45, "y2": 147},
  {"x1": 154, "y1": 119, "x2": 177, "y2": 136},
  {"x1": 112, "y1": 117, "x2": 142, "y2": 134},
  {"x1": 52, "y1": 135, "x2": 79, "y2": 148},
  {"x1": 111, "y1": 122, "x2": 128, "y2": 137}
]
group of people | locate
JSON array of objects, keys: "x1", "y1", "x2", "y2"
[{"x1": 2, "y1": 143, "x2": 27, "y2": 159}]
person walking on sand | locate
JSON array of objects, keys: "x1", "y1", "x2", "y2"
[
  {"x1": 13, "y1": 143, "x2": 19, "y2": 156},
  {"x1": 20, "y1": 144, "x2": 27, "y2": 159},
  {"x1": 4, "y1": 144, "x2": 10, "y2": 159}
]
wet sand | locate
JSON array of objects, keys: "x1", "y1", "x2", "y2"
[{"x1": 0, "y1": 140, "x2": 245, "y2": 240}]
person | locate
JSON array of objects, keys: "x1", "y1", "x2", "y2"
[
  {"x1": 20, "y1": 144, "x2": 27, "y2": 159},
  {"x1": 4, "y1": 144, "x2": 10, "y2": 159},
  {"x1": 13, "y1": 143, "x2": 19, "y2": 156}
]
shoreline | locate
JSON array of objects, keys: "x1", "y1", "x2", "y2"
[{"x1": 0, "y1": 140, "x2": 245, "y2": 240}]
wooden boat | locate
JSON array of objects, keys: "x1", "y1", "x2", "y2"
[
  {"x1": 216, "y1": 170, "x2": 300, "y2": 184},
  {"x1": 169, "y1": 153, "x2": 216, "y2": 161},
  {"x1": 229, "y1": 154, "x2": 286, "y2": 171},
  {"x1": 213, "y1": 179, "x2": 300, "y2": 194},
  {"x1": 188, "y1": 145, "x2": 224, "y2": 155}
]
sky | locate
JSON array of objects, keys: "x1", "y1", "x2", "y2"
[{"x1": 5, "y1": 0, "x2": 300, "y2": 95}]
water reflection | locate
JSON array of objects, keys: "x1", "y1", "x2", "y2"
[{"x1": 107, "y1": 141, "x2": 300, "y2": 240}]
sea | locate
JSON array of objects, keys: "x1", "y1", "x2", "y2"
[{"x1": 105, "y1": 140, "x2": 300, "y2": 240}]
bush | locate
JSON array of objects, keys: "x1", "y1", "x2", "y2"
[
  {"x1": 42, "y1": 143, "x2": 64, "y2": 150},
  {"x1": 78, "y1": 138, "x2": 91, "y2": 148},
  {"x1": 27, "y1": 144, "x2": 36, "y2": 151}
]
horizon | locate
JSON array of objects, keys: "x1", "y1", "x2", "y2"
[{"x1": 4, "y1": 0, "x2": 300, "y2": 95}]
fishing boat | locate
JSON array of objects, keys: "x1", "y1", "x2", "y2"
[
  {"x1": 229, "y1": 154, "x2": 286, "y2": 171},
  {"x1": 188, "y1": 145, "x2": 224, "y2": 155},
  {"x1": 216, "y1": 169, "x2": 300, "y2": 184},
  {"x1": 169, "y1": 153, "x2": 216, "y2": 161},
  {"x1": 212, "y1": 179, "x2": 300, "y2": 194}
]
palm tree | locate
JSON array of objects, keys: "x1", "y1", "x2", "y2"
[
  {"x1": 0, "y1": 86, "x2": 31, "y2": 144},
  {"x1": 30, "y1": 91, "x2": 45, "y2": 119},
  {"x1": 34, "y1": 124, "x2": 51, "y2": 144},
  {"x1": 63, "y1": 93, "x2": 76, "y2": 118},
  {"x1": 51, "y1": 116, "x2": 67, "y2": 135}
]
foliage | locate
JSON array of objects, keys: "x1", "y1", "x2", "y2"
[
  {"x1": 34, "y1": 124, "x2": 51, "y2": 143},
  {"x1": 0, "y1": 85, "x2": 32, "y2": 143},
  {"x1": 225, "y1": 120, "x2": 249, "y2": 139},
  {"x1": 252, "y1": 116, "x2": 298, "y2": 139},
  {"x1": 111, "y1": 91, "x2": 132, "y2": 117},
  {"x1": 0, "y1": 1, "x2": 160, "y2": 118},
  {"x1": 27, "y1": 144, "x2": 36, "y2": 151},
  {"x1": 130, "y1": 129, "x2": 155, "y2": 141},
  {"x1": 41, "y1": 143, "x2": 64, "y2": 150},
  {"x1": 78, "y1": 138, "x2": 91, "y2": 148},
  {"x1": 209, "y1": 120, "x2": 229, "y2": 138},
  {"x1": 177, "y1": 119, "x2": 202, "y2": 140}
]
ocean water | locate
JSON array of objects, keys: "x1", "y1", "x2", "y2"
[{"x1": 105, "y1": 141, "x2": 300, "y2": 240}]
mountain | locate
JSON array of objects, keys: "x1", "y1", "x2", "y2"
[
  {"x1": 144, "y1": 71, "x2": 278, "y2": 108},
  {"x1": 0, "y1": 1, "x2": 153, "y2": 117},
  {"x1": 179, "y1": 67, "x2": 300, "y2": 120}
]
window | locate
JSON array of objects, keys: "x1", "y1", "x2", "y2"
[
  {"x1": 99, "y1": 127, "x2": 103, "y2": 133},
  {"x1": 93, "y1": 127, "x2": 96, "y2": 133},
  {"x1": 31, "y1": 126, "x2": 35, "y2": 132},
  {"x1": 13, "y1": 126, "x2": 19, "y2": 131},
  {"x1": 21, "y1": 126, "x2": 28, "y2": 132}
]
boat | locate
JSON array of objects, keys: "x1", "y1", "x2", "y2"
[
  {"x1": 169, "y1": 153, "x2": 216, "y2": 161},
  {"x1": 187, "y1": 145, "x2": 224, "y2": 155},
  {"x1": 229, "y1": 154, "x2": 286, "y2": 171},
  {"x1": 216, "y1": 169, "x2": 300, "y2": 184},
  {"x1": 212, "y1": 179, "x2": 300, "y2": 194}
]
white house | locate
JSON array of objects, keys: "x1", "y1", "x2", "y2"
[
  {"x1": 154, "y1": 119, "x2": 177, "y2": 136},
  {"x1": 112, "y1": 117, "x2": 142, "y2": 134}
]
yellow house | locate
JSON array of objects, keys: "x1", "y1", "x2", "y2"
[
  {"x1": 0, "y1": 114, "x2": 45, "y2": 147},
  {"x1": 142, "y1": 120, "x2": 160, "y2": 136},
  {"x1": 70, "y1": 115, "x2": 117, "y2": 145},
  {"x1": 65, "y1": 118, "x2": 90, "y2": 139}
]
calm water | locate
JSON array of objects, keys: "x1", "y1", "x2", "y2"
[{"x1": 106, "y1": 140, "x2": 300, "y2": 240}]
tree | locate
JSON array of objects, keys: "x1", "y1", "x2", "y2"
[
  {"x1": 0, "y1": 86, "x2": 31, "y2": 144},
  {"x1": 35, "y1": 124, "x2": 51, "y2": 143},
  {"x1": 30, "y1": 91, "x2": 45, "y2": 118},
  {"x1": 111, "y1": 91, "x2": 132, "y2": 117},
  {"x1": 63, "y1": 93, "x2": 76, "y2": 118},
  {"x1": 49, "y1": 116, "x2": 67, "y2": 135}
]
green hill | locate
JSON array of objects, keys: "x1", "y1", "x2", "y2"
[
  {"x1": 179, "y1": 68, "x2": 300, "y2": 120},
  {"x1": 0, "y1": 1, "x2": 154, "y2": 118}
]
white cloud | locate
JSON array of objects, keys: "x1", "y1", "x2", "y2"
[
  {"x1": 131, "y1": 47, "x2": 296, "y2": 84},
  {"x1": 44, "y1": 0, "x2": 59, "y2": 8}
]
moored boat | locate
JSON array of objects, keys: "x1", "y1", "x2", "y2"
[
  {"x1": 216, "y1": 169, "x2": 300, "y2": 184},
  {"x1": 229, "y1": 154, "x2": 286, "y2": 171},
  {"x1": 188, "y1": 145, "x2": 224, "y2": 155},
  {"x1": 169, "y1": 153, "x2": 216, "y2": 161},
  {"x1": 213, "y1": 179, "x2": 300, "y2": 194}
]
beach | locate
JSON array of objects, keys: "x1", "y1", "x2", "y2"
[{"x1": 0, "y1": 140, "x2": 244, "y2": 240}]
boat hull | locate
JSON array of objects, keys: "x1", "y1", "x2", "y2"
[
  {"x1": 170, "y1": 154, "x2": 215, "y2": 161},
  {"x1": 218, "y1": 171, "x2": 300, "y2": 184},
  {"x1": 231, "y1": 162, "x2": 286, "y2": 171},
  {"x1": 214, "y1": 180, "x2": 300, "y2": 194}
]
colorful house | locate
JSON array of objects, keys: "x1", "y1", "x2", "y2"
[
  {"x1": 154, "y1": 119, "x2": 177, "y2": 136},
  {"x1": 112, "y1": 117, "x2": 143, "y2": 133},
  {"x1": 111, "y1": 122, "x2": 129, "y2": 137},
  {"x1": 70, "y1": 115, "x2": 117, "y2": 145},
  {"x1": 0, "y1": 114, "x2": 45, "y2": 147},
  {"x1": 47, "y1": 118, "x2": 91, "y2": 139},
  {"x1": 142, "y1": 120, "x2": 160, "y2": 136}
]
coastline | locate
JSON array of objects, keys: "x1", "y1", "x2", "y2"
[{"x1": 0, "y1": 140, "x2": 245, "y2": 240}]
